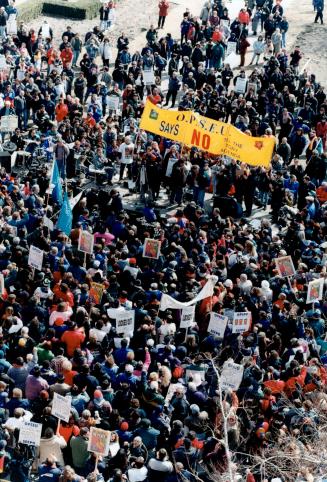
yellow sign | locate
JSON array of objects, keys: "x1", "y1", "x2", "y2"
[{"x1": 140, "y1": 101, "x2": 275, "y2": 167}]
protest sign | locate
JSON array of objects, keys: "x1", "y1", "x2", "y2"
[
  {"x1": 143, "y1": 70, "x2": 155, "y2": 85},
  {"x1": 208, "y1": 312, "x2": 228, "y2": 338},
  {"x1": 226, "y1": 41, "x2": 237, "y2": 57},
  {"x1": 235, "y1": 77, "x2": 247, "y2": 94},
  {"x1": 52, "y1": 393, "x2": 72, "y2": 422},
  {"x1": 0, "y1": 55, "x2": 6, "y2": 70},
  {"x1": 18, "y1": 421, "x2": 42, "y2": 446},
  {"x1": 0, "y1": 115, "x2": 18, "y2": 132},
  {"x1": 0, "y1": 273, "x2": 4, "y2": 296},
  {"x1": 28, "y1": 245, "x2": 44, "y2": 271},
  {"x1": 43, "y1": 216, "x2": 54, "y2": 231},
  {"x1": 220, "y1": 360, "x2": 244, "y2": 391},
  {"x1": 275, "y1": 255, "x2": 296, "y2": 278},
  {"x1": 78, "y1": 230, "x2": 94, "y2": 254},
  {"x1": 140, "y1": 100, "x2": 275, "y2": 167},
  {"x1": 89, "y1": 282, "x2": 104, "y2": 305},
  {"x1": 180, "y1": 305, "x2": 195, "y2": 328},
  {"x1": 185, "y1": 365, "x2": 206, "y2": 384},
  {"x1": 88, "y1": 427, "x2": 111, "y2": 456},
  {"x1": 143, "y1": 238, "x2": 161, "y2": 259},
  {"x1": 232, "y1": 311, "x2": 251, "y2": 334},
  {"x1": 220, "y1": 19, "x2": 230, "y2": 28},
  {"x1": 247, "y1": 81, "x2": 258, "y2": 95},
  {"x1": 306, "y1": 278, "x2": 324, "y2": 304},
  {"x1": 107, "y1": 95, "x2": 120, "y2": 111},
  {"x1": 116, "y1": 310, "x2": 135, "y2": 335}
]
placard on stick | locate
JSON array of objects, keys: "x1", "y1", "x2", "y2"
[
  {"x1": 116, "y1": 310, "x2": 135, "y2": 335},
  {"x1": 275, "y1": 255, "x2": 296, "y2": 278},
  {"x1": 143, "y1": 238, "x2": 161, "y2": 259},
  {"x1": 28, "y1": 245, "x2": 44, "y2": 271},
  {"x1": 208, "y1": 312, "x2": 228, "y2": 338},
  {"x1": 78, "y1": 230, "x2": 94, "y2": 254},
  {"x1": 18, "y1": 421, "x2": 42, "y2": 447},
  {"x1": 220, "y1": 360, "x2": 244, "y2": 391},
  {"x1": 51, "y1": 393, "x2": 72, "y2": 422},
  {"x1": 88, "y1": 427, "x2": 111, "y2": 456}
]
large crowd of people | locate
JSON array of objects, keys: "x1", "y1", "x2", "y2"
[{"x1": 0, "y1": 0, "x2": 323, "y2": 480}]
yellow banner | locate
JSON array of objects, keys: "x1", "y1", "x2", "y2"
[{"x1": 139, "y1": 101, "x2": 274, "y2": 167}]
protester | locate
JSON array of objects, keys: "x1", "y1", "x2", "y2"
[{"x1": 0, "y1": 0, "x2": 324, "y2": 481}]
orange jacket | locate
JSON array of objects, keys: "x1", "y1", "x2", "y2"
[
  {"x1": 238, "y1": 11, "x2": 250, "y2": 24},
  {"x1": 55, "y1": 103, "x2": 69, "y2": 122}
]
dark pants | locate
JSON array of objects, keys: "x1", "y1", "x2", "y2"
[
  {"x1": 315, "y1": 10, "x2": 323, "y2": 23},
  {"x1": 170, "y1": 187, "x2": 183, "y2": 204},
  {"x1": 158, "y1": 15, "x2": 166, "y2": 28},
  {"x1": 165, "y1": 89, "x2": 177, "y2": 107},
  {"x1": 120, "y1": 162, "x2": 132, "y2": 180}
]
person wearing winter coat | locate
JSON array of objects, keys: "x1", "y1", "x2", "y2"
[
  {"x1": 38, "y1": 427, "x2": 67, "y2": 466},
  {"x1": 164, "y1": 71, "x2": 180, "y2": 108},
  {"x1": 158, "y1": 0, "x2": 169, "y2": 29},
  {"x1": 250, "y1": 35, "x2": 265, "y2": 65},
  {"x1": 271, "y1": 28, "x2": 282, "y2": 55},
  {"x1": 251, "y1": 9, "x2": 261, "y2": 35},
  {"x1": 314, "y1": 0, "x2": 324, "y2": 24},
  {"x1": 100, "y1": 38, "x2": 111, "y2": 67},
  {"x1": 200, "y1": 1, "x2": 210, "y2": 25}
]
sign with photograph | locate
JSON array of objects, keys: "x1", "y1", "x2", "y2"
[
  {"x1": 89, "y1": 282, "x2": 104, "y2": 305},
  {"x1": 275, "y1": 255, "x2": 296, "y2": 278},
  {"x1": 143, "y1": 238, "x2": 161, "y2": 259},
  {"x1": 306, "y1": 278, "x2": 324, "y2": 304},
  {"x1": 88, "y1": 427, "x2": 111, "y2": 456},
  {"x1": 78, "y1": 230, "x2": 94, "y2": 254}
]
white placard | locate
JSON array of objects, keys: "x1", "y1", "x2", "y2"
[
  {"x1": 52, "y1": 393, "x2": 72, "y2": 422},
  {"x1": 180, "y1": 305, "x2": 195, "y2": 328},
  {"x1": 208, "y1": 312, "x2": 228, "y2": 338},
  {"x1": 0, "y1": 55, "x2": 6, "y2": 70},
  {"x1": 220, "y1": 360, "x2": 244, "y2": 391},
  {"x1": 107, "y1": 95, "x2": 120, "y2": 111},
  {"x1": 0, "y1": 273, "x2": 4, "y2": 296},
  {"x1": 19, "y1": 421, "x2": 42, "y2": 447},
  {"x1": 235, "y1": 77, "x2": 247, "y2": 94},
  {"x1": 143, "y1": 70, "x2": 155, "y2": 85},
  {"x1": 78, "y1": 230, "x2": 94, "y2": 254},
  {"x1": 226, "y1": 41, "x2": 237, "y2": 57},
  {"x1": 116, "y1": 309, "x2": 135, "y2": 335},
  {"x1": 43, "y1": 216, "x2": 54, "y2": 231},
  {"x1": 165, "y1": 158, "x2": 177, "y2": 177},
  {"x1": 185, "y1": 367, "x2": 206, "y2": 385},
  {"x1": 28, "y1": 245, "x2": 44, "y2": 271},
  {"x1": 0, "y1": 115, "x2": 18, "y2": 132},
  {"x1": 232, "y1": 311, "x2": 251, "y2": 334}
]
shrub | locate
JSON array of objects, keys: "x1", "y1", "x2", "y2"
[{"x1": 17, "y1": 0, "x2": 99, "y2": 22}]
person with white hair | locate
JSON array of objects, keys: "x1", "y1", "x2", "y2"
[{"x1": 237, "y1": 273, "x2": 253, "y2": 296}]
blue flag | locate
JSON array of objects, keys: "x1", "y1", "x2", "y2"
[
  {"x1": 56, "y1": 192, "x2": 73, "y2": 236},
  {"x1": 51, "y1": 160, "x2": 63, "y2": 205}
]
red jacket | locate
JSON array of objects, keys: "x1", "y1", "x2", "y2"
[
  {"x1": 159, "y1": 0, "x2": 169, "y2": 16},
  {"x1": 238, "y1": 11, "x2": 250, "y2": 24}
]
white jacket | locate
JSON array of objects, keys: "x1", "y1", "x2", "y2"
[{"x1": 38, "y1": 435, "x2": 67, "y2": 466}]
